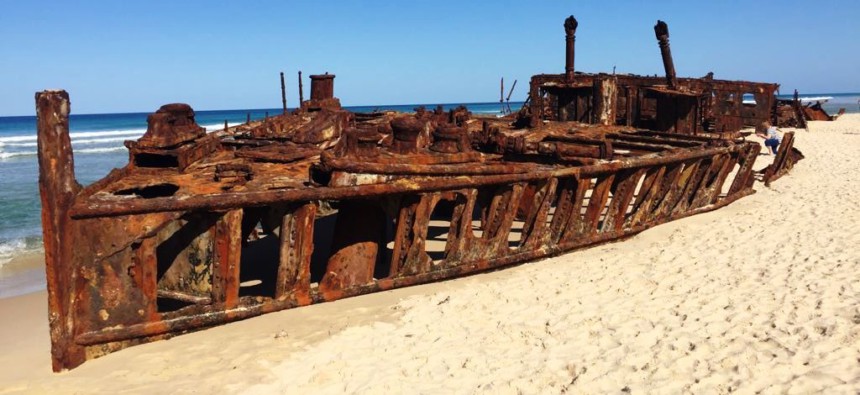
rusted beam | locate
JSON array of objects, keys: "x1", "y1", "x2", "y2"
[
  {"x1": 520, "y1": 179, "x2": 557, "y2": 249},
  {"x1": 36, "y1": 90, "x2": 85, "y2": 372},
  {"x1": 70, "y1": 143, "x2": 754, "y2": 219},
  {"x1": 213, "y1": 210, "x2": 243, "y2": 310},
  {"x1": 500, "y1": 77, "x2": 504, "y2": 108},
  {"x1": 298, "y1": 71, "x2": 304, "y2": 104},
  {"x1": 280, "y1": 71, "x2": 287, "y2": 114},
  {"x1": 276, "y1": 203, "x2": 316, "y2": 302},
  {"x1": 601, "y1": 168, "x2": 645, "y2": 232},
  {"x1": 390, "y1": 194, "x2": 435, "y2": 277}
]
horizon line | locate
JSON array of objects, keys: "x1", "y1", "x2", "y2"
[{"x1": 2, "y1": 92, "x2": 859, "y2": 118}]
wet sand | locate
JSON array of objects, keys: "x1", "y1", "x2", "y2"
[{"x1": 0, "y1": 252, "x2": 45, "y2": 300}]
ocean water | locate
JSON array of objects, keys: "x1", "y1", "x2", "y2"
[{"x1": 0, "y1": 101, "x2": 517, "y2": 271}]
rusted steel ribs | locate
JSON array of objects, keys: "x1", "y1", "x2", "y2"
[
  {"x1": 761, "y1": 132, "x2": 804, "y2": 186},
  {"x1": 36, "y1": 16, "x2": 802, "y2": 371},
  {"x1": 37, "y1": 90, "x2": 762, "y2": 371}
]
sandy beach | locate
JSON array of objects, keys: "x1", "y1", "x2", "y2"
[{"x1": 1, "y1": 115, "x2": 858, "y2": 394}]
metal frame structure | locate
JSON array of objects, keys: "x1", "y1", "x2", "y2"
[{"x1": 36, "y1": 17, "x2": 801, "y2": 371}]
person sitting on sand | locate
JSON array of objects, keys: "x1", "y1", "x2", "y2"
[{"x1": 755, "y1": 121, "x2": 782, "y2": 155}]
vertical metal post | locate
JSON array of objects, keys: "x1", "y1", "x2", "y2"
[
  {"x1": 276, "y1": 203, "x2": 317, "y2": 302},
  {"x1": 213, "y1": 209, "x2": 243, "y2": 310},
  {"x1": 280, "y1": 71, "x2": 287, "y2": 114},
  {"x1": 298, "y1": 71, "x2": 304, "y2": 104},
  {"x1": 500, "y1": 77, "x2": 504, "y2": 112},
  {"x1": 529, "y1": 78, "x2": 542, "y2": 128},
  {"x1": 36, "y1": 90, "x2": 84, "y2": 371},
  {"x1": 592, "y1": 75, "x2": 618, "y2": 125}
]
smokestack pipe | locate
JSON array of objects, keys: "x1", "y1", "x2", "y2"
[
  {"x1": 654, "y1": 20, "x2": 677, "y2": 90},
  {"x1": 564, "y1": 15, "x2": 578, "y2": 81}
]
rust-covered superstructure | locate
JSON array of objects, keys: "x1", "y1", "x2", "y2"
[{"x1": 37, "y1": 17, "x2": 803, "y2": 371}]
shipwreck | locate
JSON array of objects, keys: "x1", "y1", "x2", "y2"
[
  {"x1": 773, "y1": 90, "x2": 846, "y2": 130},
  {"x1": 37, "y1": 17, "x2": 803, "y2": 371}
]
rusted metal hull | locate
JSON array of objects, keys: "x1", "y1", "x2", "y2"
[
  {"x1": 35, "y1": 16, "x2": 802, "y2": 372},
  {"x1": 802, "y1": 102, "x2": 842, "y2": 121},
  {"x1": 38, "y1": 91, "x2": 761, "y2": 370}
]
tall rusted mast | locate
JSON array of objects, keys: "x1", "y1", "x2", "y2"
[
  {"x1": 500, "y1": 77, "x2": 504, "y2": 110},
  {"x1": 564, "y1": 15, "x2": 578, "y2": 81},
  {"x1": 654, "y1": 20, "x2": 678, "y2": 90},
  {"x1": 280, "y1": 72, "x2": 287, "y2": 114},
  {"x1": 298, "y1": 71, "x2": 304, "y2": 104}
]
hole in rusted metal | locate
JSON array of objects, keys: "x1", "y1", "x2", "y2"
[
  {"x1": 115, "y1": 183, "x2": 179, "y2": 199},
  {"x1": 426, "y1": 199, "x2": 454, "y2": 263},
  {"x1": 721, "y1": 162, "x2": 742, "y2": 197},
  {"x1": 624, "y1": 171, "x2": 648, "y2": 217},
  {"x1": 133, "y1": 153, "x2": 180, "y2": 168},
  {"x1": 154, "y1": 213, "x2": 218, "y2": 313},
  {"x1": 309, "y1": 210, "x2": 337, "y2": 283},
  {"x1": 374, "y1": 212, "x2": 395, "y2": 280},
  {"x1": 156, "y1": 298, "x2": 196, "y2": 313},
  {"x1": 470, "y1": 188, "x2": 494, "y2": 238},
  {"x1": 238, "y1": 207, "x2": 281, "y2": 298}
]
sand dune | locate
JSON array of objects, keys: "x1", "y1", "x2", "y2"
[{"x1": 1, "y1": 116, "x2": 858, "y2": 394}]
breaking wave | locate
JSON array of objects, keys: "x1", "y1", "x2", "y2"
[
  {"x1": 0, "y1": 122, "x2": 246, "y2": 161},
  {"x1": 0, "y1": 129, "x2": 146, "y2": 145},
  {"x1": 0, "y1": 146, "x2": 128, "y2": 159},
  {"x1": 0, "y1": 129, "x2": 145, "y2": 160},
  {"x1": 0, "y1": 237, "x2": 42, "y2": 268}
]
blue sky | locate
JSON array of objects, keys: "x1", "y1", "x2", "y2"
[{"x1": 1, "y1": 1, "x2": 858, "y2": 116}]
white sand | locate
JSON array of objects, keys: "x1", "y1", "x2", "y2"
[{"x1": 1, "y1": 116, "x2": 858, "y2": 394}]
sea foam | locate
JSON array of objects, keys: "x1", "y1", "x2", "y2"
[
  {"x1": 0, "y1": 129, "x2": 146, "y2": 144},
  {"x1": 0, "y1": 146, "x2": 128, "y2": 159},
  {"x1": 0, "y1": 124, "x2": 238, "y2": 149},
  {"x1": 0, "y1": 238, "x2": 40, "y2": 268}
]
